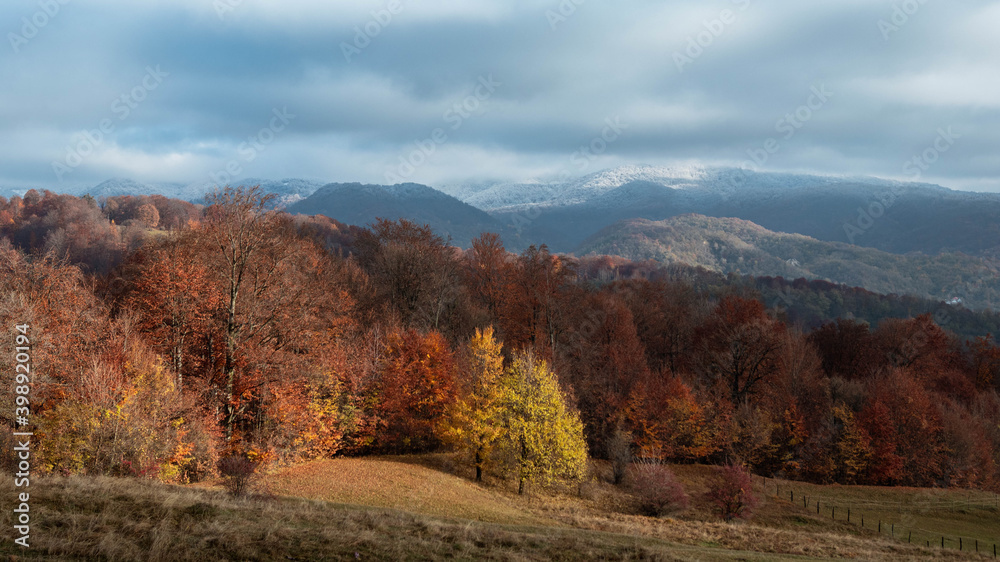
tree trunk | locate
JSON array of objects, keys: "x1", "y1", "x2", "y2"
[
  {"x1": 173, "y1": 333, "x2": 184, "y2": 393},
  {"x1": 224, "y1": 283, "x2": 238, "y2": 442},
  {"x1": 475, "y1": 447, "x2": 483, "y2": 482},
  {"x1": 518, "y1": 435, "x2": 527, "y2": 495}
]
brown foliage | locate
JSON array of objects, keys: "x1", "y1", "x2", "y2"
[
  {"x1": 372, "y1": 328, "x2": 458, "y2": 453},
  {"x1": 556, "y1": 290, "x2": 649, "y2": 454},
  {"x1": 696, "y1": 296, "x2": 786, "y2": 405}
]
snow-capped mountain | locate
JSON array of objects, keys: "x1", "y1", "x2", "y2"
[
  {"x1": 178, "y1": 178, "x2": 325, "y2": 204},
  {"x1": 440, "y1": 165, "x2": 999, "y2": 256},
  {"x1": 24, "y1": 177, "x2": 327, "y2": 205},
  {"x1": 447, "y1": 165, "x2": 929, "y2": 214},
  {"x1": 83, "y1": 178, "x2": 192, "y2": 200},
  {"x1": 254, "y1": 178, "x2": 326, "y2": 206}
]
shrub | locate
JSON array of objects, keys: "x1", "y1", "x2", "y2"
[
  {"x1": 705, "y1": 463, "x2": 759, "y2": 521},
  {"x1": 607, "y1": 427, "x2": 632, "y2": 486},
  {"x1": 628, "y1": 460, "x2": 689, "y2": 516},
  {"x1": 174, "y1": 417, "x2": 221, "y2": 484},
  {"x1": 218, "y1": 455, "x2": 259, "y2": 497}
]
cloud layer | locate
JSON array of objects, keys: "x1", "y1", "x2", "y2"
[{"x1": 1, "y1": 0, "x2": 997, "y2": 191}]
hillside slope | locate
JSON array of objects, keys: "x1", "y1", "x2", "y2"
[
  {"x1": 267, "y1": 457, "x2": 544, "y2": 525},
  {"x1": 289, "y1": 182, "x2": 510, "y2": 248},
  {"x1": 3, "y1": 459, "x2": 989, "y2": 560},
  {"x1": 576, "y1": 214, "x2": 1000, "y2": 310}
]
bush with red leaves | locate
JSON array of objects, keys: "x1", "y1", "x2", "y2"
[
  {"x1": 705, "y1": 463, "x2": 759, "y2": 521},
  {"x1": 629, "y1": 460, "x2": 690, "y2": 517}
]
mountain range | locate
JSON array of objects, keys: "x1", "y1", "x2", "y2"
[
  {"x1": 13, "y1": 165, "x2": 1000, "y2": 257},
  {"x1": 7, "y1": 165, "x2": 1000, "y2": 308},
  {"x1": 2, "y1": 177, "x2": 325, "y2": 207},
  {"x1": 280, "y1": 164, "x2": 1000, "y2": 261},
  {"x1": 442, "y1": 165, "x2": 1000, "y2": 256}
]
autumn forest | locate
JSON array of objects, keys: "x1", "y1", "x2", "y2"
[{"x1": 2, "y1": 185, "x2": 1000, "y2": 497}]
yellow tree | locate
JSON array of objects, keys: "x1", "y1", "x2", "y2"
[
  {"x1": 496, "y1": 351, "x2": 587, "y2": 494},
  {"x1": 442, "y1": 327, "x2": 506, "y2": 482},
  {"x1": 832, "y1": 404, "x2": 873, "y2": 484}
]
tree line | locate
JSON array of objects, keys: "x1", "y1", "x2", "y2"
[{"x1": 0, "y1": 186, "x2": 998, "y2": 493}]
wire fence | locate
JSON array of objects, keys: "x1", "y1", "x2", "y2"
[{"x1": 758, "y1": 475, "x2": 1000, "y2": 557}]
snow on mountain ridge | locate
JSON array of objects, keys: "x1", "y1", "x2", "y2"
[
  {"x1": 4, "y1": 167, "x2": 946, "y2": 212},
  {"x1": 49, "y1": 177, "x2": 328, "y2": 204},
  {"x1": 457, "y1": 165, "x2": 715, "y2": 213},
  {"x1": 451, "y1": 165, "x2": 945, "y2": 213},
  {"x1": 575, "y1": 164, "x2": 708, "y2": 190}
]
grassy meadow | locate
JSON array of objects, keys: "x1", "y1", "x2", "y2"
[{"x1": 0, "y1": 455, "x2": 996, "y2": 561}]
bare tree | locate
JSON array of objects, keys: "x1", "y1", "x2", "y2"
[{"x1": 204, "y1": 185, "x2": 287, "y2": 441}]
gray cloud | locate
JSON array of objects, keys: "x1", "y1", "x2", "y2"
[{"x1": 0, "y1": 0, "x2": 997, "y2": 191}]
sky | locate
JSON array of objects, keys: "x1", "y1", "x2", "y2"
[{"x1": 2, "y1": 0, "x2": 999, "y2": 192}]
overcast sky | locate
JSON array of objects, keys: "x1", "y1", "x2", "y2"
[{"x1": 2, "y1": 0, "x2": 998, "y2": 191}]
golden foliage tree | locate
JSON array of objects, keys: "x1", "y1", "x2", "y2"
[
  {"x1": 831, "y1": 404, "x2": 873, "y2": 485},
  {"x1": 495, "y1": 352, "x2": 587, "y2": 494},
  {"x1": 442, "y1": 327, "x2": 506, "y2": 481}
]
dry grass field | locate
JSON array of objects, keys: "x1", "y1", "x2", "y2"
[
  {"x1": 266, "y1": 457, "x2": 547, "y2": 525},
  {"x1": 0, "y1": 455, "x2": 996, "y2": 560}
]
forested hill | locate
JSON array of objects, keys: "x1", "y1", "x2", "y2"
[
  {"x1": 573, "y1": 257, "x2": 1000, "y2": 341},
  {"x1": 576, "y1": 214, "x2": 1000, "y2": 311},
  {"x1": 287, "y1": 182, "x2": 512, "y2": 248}
]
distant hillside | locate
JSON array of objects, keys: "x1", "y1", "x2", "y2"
[
  {"x1": 455, "y1": 165, "x2": 1000, "y2": 256},
  {"x1": 238, "y1": 178, "x2": 326, "y2": 207},
  {"x1": 16, "y1": 165, "x2": 1000, "y2": 260},
  {"x1": 576, "y1": 214, "x2": 1000, "y2": 310},
  {"x1": 288, "y1": 182, "x2": 509, "y2": 248},
  {"x1": 9, "y1": 177, "x2": 326, "y2": 206},
  {"x1": 86, "y1": 178, "x2": 191, "y2": 200}
]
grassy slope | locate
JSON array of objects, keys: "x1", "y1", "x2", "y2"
[
  {"x1": 1, "y1": 458, "x2": 996, "y2": 561},
  {"x1": 266, "y1": 457, "x2": 547, "y2": 525},
  {"x1": 759, "y1": 475, "x2": 1000, "y2": 552}
]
